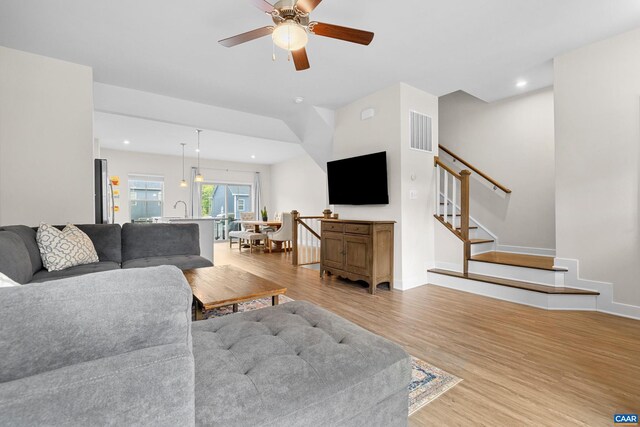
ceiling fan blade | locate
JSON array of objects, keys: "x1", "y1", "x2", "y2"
[
  {"x1": 219, "y1": 26, "x2": 274, "y2": 47},
  {"x1": 292, "y1": 48, "x2": 310, "y2": 71},
  {"x1": 250, "y1": 0, "x2": 274, "y2": 13},
  {"x1": 311, "y1": 22, "x2": 374, "y2": 45},
  {"x1": 296, "y1": 0, "x2": 322, "y2": 14}
]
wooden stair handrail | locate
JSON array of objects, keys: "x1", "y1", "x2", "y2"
[
  {"x1": 438, "y1": 145, "x2": 512, "y2": 194},
  {"x1": 434, "y1": 156, "x2": 462, "y2": 179},
  {"x1": 298, "y1": 220, "x2": 321, "y2": 240},
  {"x1": 291, "y1": 210, "x2": 329, "y2": 266}
]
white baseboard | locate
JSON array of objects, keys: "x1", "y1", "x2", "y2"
[
  {"x1": 495, "y1": 244, "x2": 556, "y2": 257},
  {"x1": 555, "y1": 258, "x2": 640, "y2": 320}
]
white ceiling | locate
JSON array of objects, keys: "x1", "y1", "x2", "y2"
[
  {"x1": 2, "y1": 1, "x2": 640, "y2": 118},
  {"x1": 94, "y1": 112, "x2": 305, "y2": 164}
]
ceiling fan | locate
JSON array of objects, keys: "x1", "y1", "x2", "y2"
[{"x1": 219, "y1": 0, "x2": 374, "y2": 71}]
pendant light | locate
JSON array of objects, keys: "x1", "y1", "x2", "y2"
[
  {"x1": 179, "y1": 143, "x2": 188, "y2": 188},
  {"x1": 194, "y1": 129, "x2": 204, "y2": 182}
]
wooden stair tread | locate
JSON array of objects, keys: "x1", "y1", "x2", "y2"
[
  {"x1": 428, "y1": 269, "x2": 599, "y2": 295},
  {"x1": 471, "y1": 251, "x2": 567, "y2": 272},
  {"x1": 456, "y1": 226, "x2": 478, "y2": 230},
  {"x1": 470, "y1": 239, "x2": 494, "y2": 244}
]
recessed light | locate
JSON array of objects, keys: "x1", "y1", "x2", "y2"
[
  {"x1": 251, "y1": 155, "x2": 256, "y2": 159},
  {"x1": 294, "y1": 97, "x2": 304, "y2": 104},
  {"x1": 516, "y1": 81, "x2": 528, "y2": 88},
  {"x1": 123, "y1": 140, "x2": 130, "y2": 145},
  {"x1": 195, "y1": 148, "x2": 200, "y2": 153}
]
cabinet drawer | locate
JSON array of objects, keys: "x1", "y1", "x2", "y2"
[
  {"x1": 323, "y1": 222, "x2": 344, "y2": 233},
  {"x1": 345, "y1": 223, "x2": 371, "y2": 235}
]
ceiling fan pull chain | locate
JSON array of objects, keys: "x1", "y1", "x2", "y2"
[{"x1": 272, "y1": 41, "x2": 276, "y2": 61}]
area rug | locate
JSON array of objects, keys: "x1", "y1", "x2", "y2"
[
  {"x1": 195, "y1": 296, "x2": 462, "y2": 415},
  {"x1": 198, "y1": 295, "x2": 295, "y2": 318},
  {"x1": 408, "y1": 356, "x2": 462, "y2": 415}
]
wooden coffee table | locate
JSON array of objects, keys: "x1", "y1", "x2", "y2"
[{"x1": 183, "y1": 265, "x2": 287, "y2": 321}]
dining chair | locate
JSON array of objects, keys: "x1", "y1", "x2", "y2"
[{"x1": 266, "y1": 212, "x2": 293, "y2": 253}]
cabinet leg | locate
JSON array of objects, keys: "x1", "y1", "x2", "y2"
[{"x1": 369, "y1": 282, "x2": 376, "y2": 295}]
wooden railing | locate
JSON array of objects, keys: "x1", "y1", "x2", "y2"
[
  {"x1": 291, "y1": 209, "x2": 333, "y2": 266},
  {"x1": 435, "y1": 157, "x2": 472, "y2": 273},
  {"x1": 438, "y1": 145, "x2": 512, "y2": 194}
]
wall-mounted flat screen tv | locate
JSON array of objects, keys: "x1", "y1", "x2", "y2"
[{"x1": 327, "y1": 151, "x2": 389, "y2": 205}]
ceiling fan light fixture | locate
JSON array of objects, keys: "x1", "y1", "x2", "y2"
[{"x1": 272, "y1": 20, "x2": 308, "y2": 51}]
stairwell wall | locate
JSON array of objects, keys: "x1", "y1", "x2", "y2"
[
  {"x1": 439, "y1": 88, "x2": 556, "y2": 252},
  {"x1": 554, "y1": 27, "x2": 640, "y2": 309}
]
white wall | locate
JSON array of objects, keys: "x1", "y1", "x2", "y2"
[
  {"x1": 270, "y1": 154, "x2": 328, "y2": 216},
  {"x1": 439, "y1": 88, "x2": 556, "y2": 251},
  {"x1": 100, "y1": 149, "x2": 270, "y2": 223},
  {"x1": 555, "y1": 28, "x2": 640, "y2": 308},
  {"x1": 400, "y1": 83, "x2": 439, "y2": 288},
  {"x1": 0, "y1": 46, "x2": 94, "y2": 226},
  {"x1": 332, "y1": 83, "x2": 439, "y2": 290},
  {"x1": 333, "y1": 84, "x2": 404, "y2": 286}
]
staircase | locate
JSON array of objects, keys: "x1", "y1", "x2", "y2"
[{"x1": 430, "y1": 146, "x2": 599, "y2": 310}]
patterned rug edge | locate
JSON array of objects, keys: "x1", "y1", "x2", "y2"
[{"x1": 408, "y1": 355, "x2": 463, "y2": 416}]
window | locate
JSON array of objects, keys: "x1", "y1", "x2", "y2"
[
  {"x1": 129, "y1": 175, "x2": 164, "y2": 221},
  {"x1": 200, "y1": 183, "x2": 251, "y2": 219}
]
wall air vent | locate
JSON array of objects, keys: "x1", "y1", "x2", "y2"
[{"x1": 410, "y1": 111, "x2": 433, "y2": 152}]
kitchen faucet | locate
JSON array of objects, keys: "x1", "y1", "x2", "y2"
[{"x1": 173, "y1": 200, "x2": 188, "y2": 218}]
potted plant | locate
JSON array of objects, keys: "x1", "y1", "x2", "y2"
[{"x1": 261, "y1": 206, "x2": 268, "y2": 222}]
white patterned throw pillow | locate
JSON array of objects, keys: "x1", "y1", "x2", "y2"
[
  {"x1": 36, "y1": 223, "x2": 99, "y2": 272},
  {"x1": 0, "y1": 272, "x2": 19, "y2": 287}
]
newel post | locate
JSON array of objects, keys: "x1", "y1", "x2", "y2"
[
  {"x1": 460, "y1": 170, "x2": 471, "y2": 274},
  {"x1": 291, "y1": 210, "x2": 299, "y2": 265}
]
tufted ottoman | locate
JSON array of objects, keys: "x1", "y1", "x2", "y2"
[{"x1": 192, "y1": 300, "x2": 411, "y2": 427}]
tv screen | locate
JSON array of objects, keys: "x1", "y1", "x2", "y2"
[{"x1": 327, "y1": 152, "x2": 389, "y2": 205}]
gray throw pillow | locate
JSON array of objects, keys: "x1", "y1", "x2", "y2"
[{"x1": 36, "y1": 223, "x2": 99, "y2": 272}]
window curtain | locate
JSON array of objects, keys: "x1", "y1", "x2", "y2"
[{"x1": 253, "y1": 172, "x2": 262, "y2": 219}]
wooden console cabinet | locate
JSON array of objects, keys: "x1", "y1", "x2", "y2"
[{"x1": 320, "y1": 219, "x2": 395, "y2": 294}]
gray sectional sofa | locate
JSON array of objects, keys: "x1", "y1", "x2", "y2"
[
  {"x1": 0, "y1": 266, "x2": 411, "y2": 426},
  {"x1": 0, "y1": 223, "x2": 213, "y2": 284}
]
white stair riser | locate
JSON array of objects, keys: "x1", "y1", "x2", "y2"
[
  {"x1": 470, "y1": 241, "x2": 496, "y2": 255},
  {"x1": 428, "y1": 273, "x2": 597, "y2": 311},
  {"x1": 469, "y1": 261, "x2": 566, "y2": 287}
]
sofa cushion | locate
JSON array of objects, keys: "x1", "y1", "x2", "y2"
[
  {"x1": 73, "y1": 224, "x2": 122, "y2": 263},
  {"x1": 122, "y1": 255, "x2": 212, "y2": 271},
  {"x1": 0, "y1": 225, "x2": 42, "y2": 273},
  {"x1": 0, "y1": 231, "x2": 33, "y2": 284},
  {"x1": 191, "y1": 301, "x2": 411, "y2": 426},
  {"x1": 31, "y1": 224, "x2": 123, "y2": 264},
  {"x1": 37, "y1": 223, "x2": 100, "y2": 272},
  {"x1": 0, "y1": 266, "x2": 193, "y2": 383},
  {"x1": 122, "y1": 223, "x2": 201, "y2": 262},
  {"x1": 30, "y1": 262, "x2": 121, "y2": 283}
]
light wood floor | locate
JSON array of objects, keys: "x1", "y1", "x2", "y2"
[{"x1": 215, "y1": 244, "x2": 640, "y2": 427}]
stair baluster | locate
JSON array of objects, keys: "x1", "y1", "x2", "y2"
[{"x1": 434, "y1": 157, "x2": 472, "y2": 273}]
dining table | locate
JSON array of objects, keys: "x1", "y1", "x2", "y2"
[
  {"x1": 238, "y1": 220, "x2": 284, "y2": 252},
  {"x1": 239, "y1": 220, "x2": 282, "y2": 233}
]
